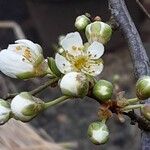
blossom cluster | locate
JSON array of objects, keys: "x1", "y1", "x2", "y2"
[{"x1": 0, "y1": 14, "x2": 149, "y2": 146}]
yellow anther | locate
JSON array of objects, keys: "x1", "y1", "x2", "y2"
[
  {"x1": 23, "y1": 49, "x2": 31, "y2": 59},
  {"x1": 74, "y1": 56, "x2": 88, "y2": 70},
  {"x1": 72, "y1": 46, "x2": 77, "y2": 50},
  {"x1": 16, "y1": 46, "x2": 21, "y2": 51}
]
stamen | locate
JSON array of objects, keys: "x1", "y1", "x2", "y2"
[
  {"x1": 72, "y1": 46, "x2": 77, "y2": 50},
  {"x1": 23, "y1": 49, "x2": 32, "y2": 62},
  {"x1": 16, "y1": 46, "x2": 21, "y2": 51}
]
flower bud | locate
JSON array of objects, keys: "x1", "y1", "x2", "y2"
[
  {"x1": 93, "y1": 80, "x2": 113, "y2": 102},
  {"x1": 136, "y1": 76, "x2": 150, "y2": 100},
  {"x1": 11, "y1": 92, "x2": 44, "y2": 122},
  {"x1": 141, "y1": 104, "x2": 150, "y2": 121},
  {"x1": 87, "y1": 121, "x2": 109, "y2": 145},
  {"x1": 60, "y1": 72, "x2": 89, "y2": 97},
  {"x1": 75, "y1": 15, "x2": 91, "y2": 30},
  {"x1": 0, "y1": 99, "x2": 11, "y2": 125},
  {"x1": 0, "y1": 39, "x2": 48, "y2": 79},
  {"x1": 85, "y1": 21, "x2": 112, "y2": 44}
]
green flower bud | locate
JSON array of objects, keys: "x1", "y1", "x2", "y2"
[
  {"x1": 87, "y1": 121, "x2": 109, "y2": 145},
  {"x1": 136, "y1": 76, "x2": 150, "y2": 100},
  {"x1": 141, "y1": 104, "x2": 150, "y2": 121},
  {"x1": 0, "y1": 99, "x2": 11, "y2": 125},
  {"x1": 60, "y1": 72, "x2": 89, "y2": 98},
  {"x1": 93, "y1": 80, "x2": 113, "y2": 102},
  {"x1": 85, "y1": 21, "x2": 112, "y2": 44},
  {"x1": 75, "y1": 15, "x2": 91, "y2": 30},
  {"x1": 11, "y1": 92, "x2": 45, "y2": 122}
]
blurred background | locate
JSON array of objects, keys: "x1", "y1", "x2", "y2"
[{"x1": 0, "y1": 0, "x2": 149, "y2": 150}]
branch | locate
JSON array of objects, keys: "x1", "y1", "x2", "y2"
[
  {"x1": 123, "y1": 111, "x2": 150, "y2": 131},
  {"x1": 108, "y1": 0, "x2": 150, "y2": 149},
  {"x1": 136, "y1": 0, "x2": 150, "y2": 19},
  {"x1": 3, "y1": 77, "x2": 59, "y2": 100}
]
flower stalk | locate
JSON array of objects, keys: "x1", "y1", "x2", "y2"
[
  {"x1": 126, "y1": 97, "x2": 140, "y2": 105},
  {"x1": 121, "y1": 104, "x2": 144, "y2": 112},
  {"x1": 44, "y1": 96, "x2": 72, "y2": 109}
]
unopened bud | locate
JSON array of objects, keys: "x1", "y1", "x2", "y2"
[
  {"x1": 0, "y1": 99, "x2": 11, "y2": 125},
  {"x1": 87, "y1": 121, "x2": 109, "y2": 145},
  {"x1": 75, "y1": 15, "x2": 91, "y2": 30},
  {"x1": 85, "y1": 21, "x2": 112, "y2": 44},
  {"x1": 11, "y1": 92, "x2": 44, "y2": 122},
  {"x1": 93, "y1": 80, "x2": 113, "y2": 102},
  {"x1": 136, "y1": 76, "x2": 150, "y2": 100},
  {"x1": 60, "y1": 72, "x2": 89, "y2": 97}
]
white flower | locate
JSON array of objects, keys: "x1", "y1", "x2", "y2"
[
  {"x1": 11, "y1": 92, "x2": 44, "y2": 122},
  {"x1": 60, "y1": 72, "x2": 89, "y2": 97},
  {"x1": 87, "y1": 121, "x2": 109, "y2": 145},
  {"x1": 55, "y1": 32, "x2": 104, "y2": 76},
  {"x1": 85, "y1": 21, "x2": 112, "y2": 44},
  {"x1": 0, "y1": 39, "x2": 48, "y2": 79},
  {"x1": 0, "y1": 99, "x2": 11, "y2": 125}
]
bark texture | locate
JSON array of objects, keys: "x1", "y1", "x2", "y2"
[{"x1": 108, "y1": 0, "x2": 150, "y2": 149}]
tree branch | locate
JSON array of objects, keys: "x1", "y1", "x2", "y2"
[
  {"x1": 108, "y1": 0, "x2": 150, "y2": 149},
  {"x1": 123, "y1": 111, "x2": 150, "y2": 131}
]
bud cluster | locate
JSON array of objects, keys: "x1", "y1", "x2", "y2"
[{"x1": 0, "y1": 92, "x2": 45, "y2": 124}]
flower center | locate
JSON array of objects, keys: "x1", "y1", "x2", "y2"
[{"x1": 74, "y1": 56, "x2": 88, "y2": 70}]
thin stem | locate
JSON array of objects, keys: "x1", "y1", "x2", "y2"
[
  {"x1": 136, "y1": 0, "x2": 150, "y2": 19},
  {"x1": 30, "y1": 77, "x2": 59, "y2": 95},
  {"x1": 4, "y1": 77, "x2": 59, "y2": 100},
  {"x1": 126, "y1": 98, "x2": 140, "y2": 105},
  {"x1": 44, "y1": 96, "x2": 72, "y2": 109},
  {"x1": 122, "y1": 104, "x2": 143, "y2": 111}
]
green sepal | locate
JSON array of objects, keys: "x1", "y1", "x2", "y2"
[
  {"x1": 21, "y1": 102, "x2": 44, "y2": 116},
  {"x1": 34, "y1": 54, "x2": 44, "y2": 67},
  {"x1": 47, "y1": 57, "x2": 61, "y2": 77},
  {"x1": 16, "y1": 71, "x2": 35, "y2": 80},
  {"x1": 0, "y1": 99, "x2": 10, "y2": 108}
]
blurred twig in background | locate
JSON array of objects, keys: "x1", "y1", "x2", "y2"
[
  {"x1": 0, "y1": 21, "x2": 25, "y2": 39},
  {"x1": 136, "y1": 0, "x2": 150, "y2": 19}
]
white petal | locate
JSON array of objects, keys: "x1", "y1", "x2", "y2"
[
  {"x1": 35, "y1": 44, "x2": 43, "y2": 53},
  {"x1": 60, "y1": 72, "x2": 79, "y2": 96},
  {"x1": 87, "y1": 41, "x2": 104, "y2": 59},
  {"x1": 60, "y1": 32, "x2": 83, "y2": 52},
  {"x1": 82, "y1": 62, "x2": 103, "y2": 76},
  {"x1": 55, "y1": 53, "x2": 72, "y2": 74},
  {"x1": 8, "y1": 44, "x2": 22, "y2": 51},
  {"x1": 0, "y1": 50, "x2": 33, "y2": 78},
  {"x1": 92, "y1": 129, "x2": 109, "y2": 143},
  {"x1": 15, "y1": 39, "x2": 42, "y2": 55}
]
